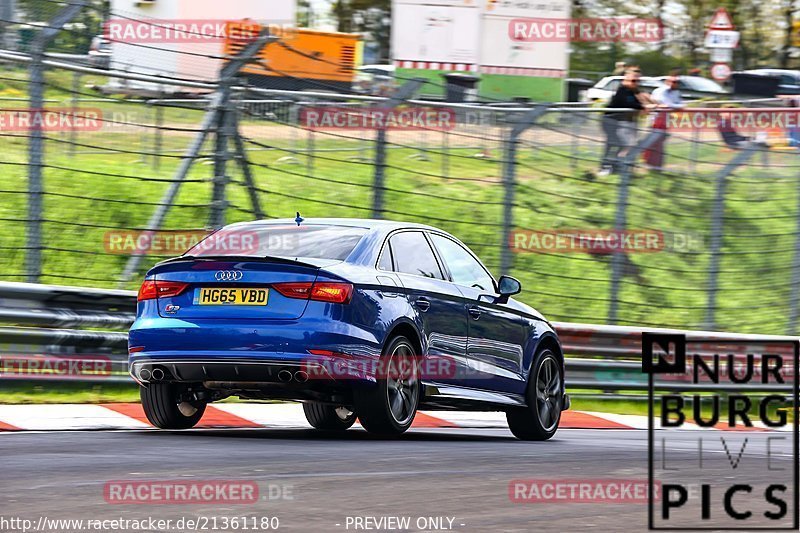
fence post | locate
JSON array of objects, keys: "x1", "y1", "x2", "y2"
[
  {"x1": 231, "y1": 108, "x2": 265, "y2": 220},
  {"x1": 119, "y1": 29, "x2": 274, "y2": 284},
  {"x1": 0, "y1": 0, "x2": 14, "y2": 52},
  {"x1": 25, "y1": 0, "x2": 86, "y2": 283},
  {"x1": 441, "y1": 128, "x2": 449, "y2": 179},
  {"x1": 290, "y1": 102, "x2": 300, "y2": 158},
  {"x1": 704, "y1": 146, "x2": 757, "y2": 330},
  {"x1": 208, "y1": 81, "x2": 235, "y2": 229},
  {"x1": 371, "y1": 79, "x2": 424, "y2": 219},
  {"x1": 499, "y1": 105, "x2": 548, "y2": 278},
  {"x1": 68, "y1": 70, "x2": 80, "y2": 157},
  {"x1": 606, "y1": 129, "x2": 666, "y2": 324}
]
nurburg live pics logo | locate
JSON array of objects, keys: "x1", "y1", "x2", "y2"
[{"x1": 643, "y1": 332, "x2": 799, "y2": 530}]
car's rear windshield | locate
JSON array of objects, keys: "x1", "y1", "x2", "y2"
[{"x1": 184, "y1": 224, "x2": 368, "y2": 261}]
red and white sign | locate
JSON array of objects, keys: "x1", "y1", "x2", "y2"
[
  {"x1": 708, "y1": 7, "x2": 734, "y2": 30},
  {"x1": 711, "y1": 62, "x2": 732, "y2": 82},
  {"x1": 704, "y1": 7, "x2": 737, "y2": 51}
]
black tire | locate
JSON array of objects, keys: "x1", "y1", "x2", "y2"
[
  {"x1": 354, "y1": 335, "x2": 420, "y2": 436},
  {"x1": 303, "y1": 402, "x2": 356, "y2": 431},
  {"x1": 506, "y1": 348, "x2": 564, "y2": 441},
  {"x1": 140, "y1": 383, "x2": 206, "y2": 429}
]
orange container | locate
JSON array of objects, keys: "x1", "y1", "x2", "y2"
[{"x1": 224, "y1": 22, "x2": 360, "y2": 91}]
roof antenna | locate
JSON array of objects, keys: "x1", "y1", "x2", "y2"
[{"x1": 295, "y1": 212, "x2": 304, "y2": 226}]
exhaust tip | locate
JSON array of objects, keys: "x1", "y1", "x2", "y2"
[
  {"x1": 151, "y1": 367, "x2": 165, "y2": 381},
  {"x1": 294, "y1": 370, "x2": 309, "y2": 383},
  {"x1": 138, "y1": 368, "x2": 151, "y2": 381},
  {"x1": 277, "y1": 369, "x2": 293, "y2": 383}
]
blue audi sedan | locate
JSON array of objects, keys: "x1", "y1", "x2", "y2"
[{"x1": 129, "y1": 218, "x2": 568, "y2": 439}]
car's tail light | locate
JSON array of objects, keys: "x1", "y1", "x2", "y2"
[
  {"x1": 271, "y1": 282, "x2": 312, "y2": 299},
  {"x1": 310, "y1": 282, "x2": 353, "y2": 303},
  {"x1": 137, "y1": 280, "x2": 189, "y2": 301},
  {"x1": 273, "y1": 282, "x2": 353, "y2": 304}
]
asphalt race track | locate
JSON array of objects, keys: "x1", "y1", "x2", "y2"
[{"x1": 1, "y1": 426, "x2": 790, "y2": 532}]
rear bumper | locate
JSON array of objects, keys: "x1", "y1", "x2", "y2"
[
  {"x1": 128, "y1": 351, "x2": 383, "y2": 386},
  {"x1": 130, "y1": 357, "x2": 317, "y2": 385},
  {"x1": 128, "y1": 316, "x2": 381, "y2": 354},
  {"x1": 128, "y1": 315, "x2": 384, "y2": 385}
]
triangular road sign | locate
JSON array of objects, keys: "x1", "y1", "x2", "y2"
[{"x1": 708, "y1": 7, "x2": 735, "y2": 30}]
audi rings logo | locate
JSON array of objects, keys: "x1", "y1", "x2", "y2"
[{"x1": 214, "y1": 270, "x2": 243, "y2": 281}]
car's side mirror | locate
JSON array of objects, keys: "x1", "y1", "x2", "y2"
[{"x1": 496, "y1": 275, "x2": 522, "y2": 303}]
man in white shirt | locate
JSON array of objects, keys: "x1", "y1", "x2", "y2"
[{"x1": 643, "y1": 76, "x2": 684, "y2": 170}]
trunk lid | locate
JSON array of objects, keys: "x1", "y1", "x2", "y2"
[{"x1": 149, "y1": 257, "x2": 338, "y2": 320}]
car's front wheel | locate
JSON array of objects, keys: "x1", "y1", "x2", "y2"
[
  {"x1": 303, "y1": 402, "x2": 357, "y2": 431},
  {"x1": 354, "y1": 335, "x2": 420, "y2": 436},
  {"x1": 140, "y1": 383, "x2": 206, "y2": 429},
  {"x1": 506, "y1": 348, "x2": 563, "y2": 441}
]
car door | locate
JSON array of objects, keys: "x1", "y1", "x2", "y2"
[
  {"x1": 428, "y1": 233, "x2": 530, "y2": 395},
  {"x1": 381, "y1": 230, "x2": 469, "y2": 385}
]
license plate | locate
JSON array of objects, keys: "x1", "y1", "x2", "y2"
[{"x1": 194, "y1": 287, "x2": 269, "y2": 306}]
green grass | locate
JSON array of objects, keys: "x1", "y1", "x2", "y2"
[
  {"x1": 1, "y1": 116, "x2": 797, "y2": 334},
  {"x1": 569, "y1": 397, "x2": 649, "y2": 416},
  {"x1": 0, "y1": 383, "x2": 282, "y2": 404},
  {"x1": 2, "y1": 68, "x2": 799, "y2": 408},
  {"x1": 572, "y1": 395, "x2": 790, "y2": 419},
  {"x1": 0, "y1": 382, "x2": 140, "y2": 404}
]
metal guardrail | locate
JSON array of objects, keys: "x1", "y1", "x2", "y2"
[
  {"x1": 0, "y1": 282, "x2": 133, "y2": 383},
  {"x1": 0, "y1": 282, "x2": 795, "y2": 391}
]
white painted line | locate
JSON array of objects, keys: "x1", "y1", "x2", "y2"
[
  {"x1": 579, "y1": 411, "x2": 651, "y2": 430},
  {"x1": 0, "y1": 404, "x2": 150, "y2": 430},
  {"x1": 211, "y1": 403, "x2": 311, "y2": 428},
  {"x1": 425, "y1": 411, "x2": 506, "y2": 428}
]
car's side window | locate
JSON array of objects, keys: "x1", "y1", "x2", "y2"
[
  {"x1": 388, "y1": 231, "x2": 444, "y2": 279},
  {"x1": 429, "y1": 234, "x2": 494, "y2": 292},
  {"x1": 378, "y1": 241, "x2": 393, "y2": 271}
]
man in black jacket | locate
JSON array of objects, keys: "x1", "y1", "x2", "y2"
[{"x1": 598, "y1": 68, "x2": 652, "y2": 176}]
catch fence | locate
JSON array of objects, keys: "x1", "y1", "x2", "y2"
[{"x1": 1, "y1": 0, "x2": 800, "y2": 335}]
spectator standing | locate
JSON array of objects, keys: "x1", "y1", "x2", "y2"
[
  {"x1": 598, "y1": 68, "x2": 651, "y2": 176},
  {"x1": 643, "y1": 75, "x2": 684, "y2": 170},
  {"x1": 785, "y1": 97, "x2": 800, "y2": 149}
]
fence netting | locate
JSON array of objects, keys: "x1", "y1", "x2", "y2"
[{"x1": 1, "y1": 0, "x2": 799, "y2": 335}]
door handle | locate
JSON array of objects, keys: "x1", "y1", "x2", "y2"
[
  {"x1": 414, "y1": 297, "x2": 431, "y2": 312},
  {"x1": 468, "y1": 306, "x2": 482, "y2": 320}
]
